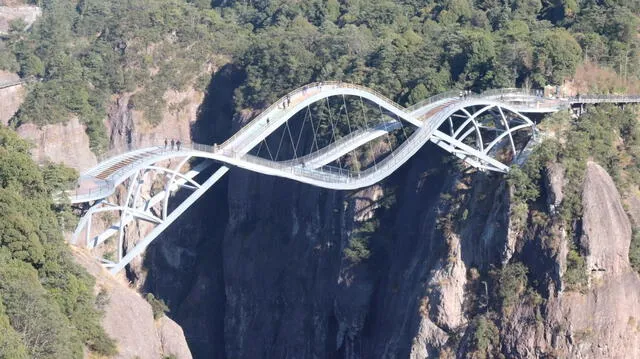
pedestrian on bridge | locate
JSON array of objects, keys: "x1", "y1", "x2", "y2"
[
  {"x1": 177, "y1": 140, "x2": 181, "y2": 151},
  {"x1": 164, "y1": 138, "x2": 168, "y2": 150},
  {"x1": 287, "y1": 96, "x2": 291, "y2": 107},
  {"x1": 171, "y1": 139, "x2": 175, "y2": 151}
]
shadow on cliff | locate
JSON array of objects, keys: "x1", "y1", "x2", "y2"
[
  {"x1": 141, "y1": 64, "x2": 245, "y2": 359},
  {"x1": 191, "y1": 64, "x2": 245, "y2": 145}
]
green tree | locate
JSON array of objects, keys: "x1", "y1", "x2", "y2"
[
  {"x1": 533, "y1": 29, "x2": 582, "y2": 84},
  {"x1": 0, "y1": 298, "x2": 28, "y2": 359}
]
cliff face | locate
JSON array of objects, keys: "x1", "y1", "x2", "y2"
[
  {"x1": 16, "y1": 117, "x2": 97, "y2": 171},
  {"x1": 140, "y1": 82, "x2": 640, "y2": 358},
  {"x1": 544, "y1": 162, "x2": 640, "y2": 358},
  {"x1": 143, "y1": 137, "x2": 514, "y2": 358},
  {"x1": 0, "y1": 71, "x2": 24, "y2": 125},
  {"x1": 106, "y1": 87, "x2": 204, "y2": 152},
  {"x1": 73, "y1": 248, "x2": 192, "y2": 359}
]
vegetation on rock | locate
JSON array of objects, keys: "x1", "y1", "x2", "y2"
[{"x1": 0, "y1": 127, "x2": 116, "y2": 358}]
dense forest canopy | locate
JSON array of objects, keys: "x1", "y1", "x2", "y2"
[{"x1": 1, "y1": 0, "x2": 639, "y2": 152}]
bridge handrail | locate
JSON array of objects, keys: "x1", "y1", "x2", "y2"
[
  {"x1": 405, "y1": 89, "x2": 462, "y2": 112},
  {"x1": 71, "y1": 85, "x2": 566, "y2": 201},
  {"x1": 72, "y1": 94, "x2": 541, "y2": 200},
  {"x1": 277, "y1": 120, "x2": 402, "y2": 166},
  {"x1": 221, "y1": 81, "x2": 408, "y2": 150},
  {"x1": 66, "y1": 178, "x2": 116, "y2": 202},
  {"x1": 568, "y1": 95, "x2": 640, "y2": 102},
  {"x1": 480, "y1": 88, "x2": 538, "y2": 97},
  {"x1": 406, "y1": 87, "x2": 548, "y2": 114}
]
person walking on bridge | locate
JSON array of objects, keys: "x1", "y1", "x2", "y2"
[
  {"x1": 176, "y1": 140, "x2": 181, "y2": 151},
  {"x1": 171, "y1": 139, "x2": 175, "y2": 151},
  {"x1": 164, "y1": 138, "x2": 168, "y2": 150}
]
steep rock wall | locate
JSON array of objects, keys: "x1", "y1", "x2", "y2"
[
  {"x1": 0, "y1": 71, "x2": 24, "y2": 125},
  {"x1": 140, "y1": 99, "x2": 640, "y2": 359},
  {"x1": 73, "y1": 248, "x2": 192, "y2": 359},
  {"x1": 17, "y1": 117, "x2": 97, "y2": 171},
  {"x1": 106, "y1": 88, "x2": 204, "y2": 152},
  {"x1": 548, "y1": 162, "x2": 640, "y2": 358}
]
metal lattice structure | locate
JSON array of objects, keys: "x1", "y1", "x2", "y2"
[{"x1": 67, "y1": 82, "x2": 636, "y2": 274}]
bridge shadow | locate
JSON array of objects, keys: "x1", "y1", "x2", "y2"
[
  {"x1": 141, "y1": 64, "x2": 244, "y2": 359},
  {"x1": 190, "y1": 64, "x2": 245, "y2": 145}
]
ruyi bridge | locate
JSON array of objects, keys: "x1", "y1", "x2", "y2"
[{"x1": 68, "y1": 82, "x2": 640, "y2": 274}]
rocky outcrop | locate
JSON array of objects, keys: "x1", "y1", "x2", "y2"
[
  {"x1": 0, "y1": 3, "x2": 40, "y2": 33},
  {"x1": 0, "y1": 71, "x2": 24, "y2": 126},
  {"x1": 548, "y1": 162, "x2": 640, "y2": 358},
  {"x1": 107, "y1": 88, "x2": 204, "y2": 152},
  {"x1": 157, "y1": 317, "x2": 193, "y2": 359},
  {"x1": 17, "y1": 117, "x2": 97, "y2": 171},
  {"x1": 72, "y1": 248, "x2": 193, "y2": 359},
  {"x1": 545, "y1": 162, "x2": 564, "y2": 212},
  {"x1": 549, "y1": 272, "x2": 640, "y2": 359},
  {"x1": 0, "y1": 71, "x2": 95, "y2": 172},
  {"x1": 139, "y1": 130, "x2": 640, "y2": 359},
  {"x1": 499, "y1": 161, "x2": 640, "y2": 359},
  {"x1": 580, "y1": 161, "x2": 632, "y2": 275}
]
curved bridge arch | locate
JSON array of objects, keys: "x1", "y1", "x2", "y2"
[{"x1": 69, "y1": 82, "x2": 573, "y2": 274}]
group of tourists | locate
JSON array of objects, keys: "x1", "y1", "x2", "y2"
[
  {"x1": 278, "y1": 95, "x2": 292, "y2": 109},
  {"x1": 301, "y1": 82, "x2": 325, "y2": 95},
  {"x1": 459, "y1": 90, "x2": 472, "y2": 99},
  {"x1": 164, "y1": 138, "x2": 182, "y2": 151}
]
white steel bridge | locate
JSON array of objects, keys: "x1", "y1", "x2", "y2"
[{"x1": 67, "y1": 82, "x2": 638, "y2": 274}]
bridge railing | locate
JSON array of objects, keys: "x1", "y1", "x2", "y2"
[
  {"x1": 480, "y1": 88, "x2": 539, "y2": 97},
  {"x1": 66, "y1": 177, "x2": 118, "y2": 203},
  {"x1": 221, "y1": 81, "x2": 409, "y2": 150},
  {"x1": 69, "y1": 85, "x2": 562, "y2": 201},
  {"x1": 71, "y1": 144, "x2": 184, "y2": 202},
  {"x1": 476, "y1": 88, "x2": 570, "y2": 111},
  {"x1": 277, "y1": 120, "x2": 403, "y2": 166},
  {"x1": 568, "y1": 95, "x2": 640, "y2": 103},
  {"x1": 405, "y1": 90, "x2": 462, "y2": 112},
  {"x1": 406, "y1": 87, "x2": 554, "y2": 114}
]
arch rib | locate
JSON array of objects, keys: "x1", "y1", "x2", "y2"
[{"x1": 162, "y1": 157, "x2": 192, "y2": 220}]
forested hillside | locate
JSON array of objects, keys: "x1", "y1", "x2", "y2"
[{"x1": 0, "y1": 127, "x2": 115, "y2": 358}]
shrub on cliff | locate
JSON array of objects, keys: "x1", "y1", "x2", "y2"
[
  {"x1": 471, "y1": 315, "x2": 502, "y2": 359},
  {"x1": 145, "y1": 293, "x2": 170, "y2": 320},
  {"x1": 630, "y1": 229, "x2": 640, "y2": 274},
  {"x1": 490, "y1": 262, "x2": 531, "y2": 316}
]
